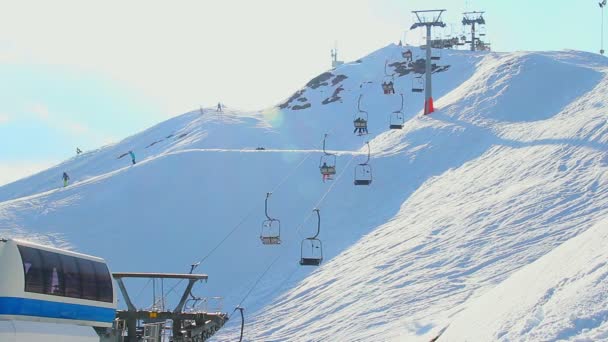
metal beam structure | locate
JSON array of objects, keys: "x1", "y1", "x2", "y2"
[
  {"x1": 462, "y1": 11, "x2": 486, "y2": 52},
  {"x1": 113, "y1": 272, "x2": 209, "y2": 280},
  {"x1": 410, "y1": 9, "x2": 446, "y2": 115},
  {"x1": 110, "y1": 272, "x2": 225, "y2": 342}
]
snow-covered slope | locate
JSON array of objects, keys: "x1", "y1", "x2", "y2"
[
  {"x1": 441, "y1": 217, "x2": 608, "y2": 341},
  {"x1": 216, "y1": 49, "x2": 608, "y2": 341},
  {"x1": 2, "y1": 44, "x2": 608, "y2": 341}
]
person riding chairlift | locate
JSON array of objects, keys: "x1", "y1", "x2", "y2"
[
  {"x1": 403, "y1": 49, "x2": 413, "y2": 61},
  {"x1": 321, "y1": 162, "x2": 330, "y2": 182},
  {"x1": 353, "y1": 118, "x2": 367, "y2": 135},
  {"x1": 382, "y1": 82, "x2": 395, "y2": 94}
]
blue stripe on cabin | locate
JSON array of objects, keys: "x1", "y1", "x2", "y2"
[{"x1": 0, "y1": 297, "x2": 115, "y2": 323}]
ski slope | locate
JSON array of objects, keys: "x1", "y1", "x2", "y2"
[
  {"x1": 441, "y1": 217, "x2": 608, "y2": 341},
  {"x1": 1, "y1": 44, "x2": 608, "y2": 341}
]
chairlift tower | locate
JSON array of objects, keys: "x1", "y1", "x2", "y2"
[
  {"x1": 410, "y1": 9, "x2": 446, "y2": 115},
  {"x1": 111, "y1": 272, "x2": 228, "y2": 342},
  {"x1": 462, "y1": 11, "x2": 486, "y2": 52}
]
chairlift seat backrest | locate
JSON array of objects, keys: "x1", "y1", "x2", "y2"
[
  {"x1": 320, "y1": 166, "x2": 336, "y2": 175},
  {"x1": 354, "y1": 119, "x2": 367, "y2": 128}
]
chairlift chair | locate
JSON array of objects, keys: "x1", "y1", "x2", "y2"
[
  {"x1": 353, "y1": 94, "x2": 369, "y2": 136},
  {"x1": 431, "y1": 48, "x2": 441, "y2": 61},
  {"x1": 319, "y1": 134, "x2": 337, "y2": 179},
  {"x1": 354, "y1": 142, "x2": 372, "y2": 186},
  {"x1": 260, "y1": 192, "x2": 281, "y2": 245},
  {"x1": 412, "y1": 76, "x2": 424, "y2": 93},
  {"x1": 478, "y1": 26, "x2": 487, "y2": 37},
  {"x1": 382, "y1": 60, "x2": 396, "y2": 95},
  {"x1": 319, "y1": 155, "x2": 337, "y2": 177},
  {"x1": 402, "y1": 49, "x2": 413, "y2": 61},
  {"x1": 389, "y1": 94, "x2": 405, "y2": 129},
  {"x1": 300, "y1": 209, "x2": 323, "y2": 266}
]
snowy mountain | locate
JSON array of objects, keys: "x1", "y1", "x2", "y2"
[{"x1": 1, "y1": 44, "x2": 608, "y2": 341}]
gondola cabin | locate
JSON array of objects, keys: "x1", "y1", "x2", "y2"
[{"x1": 0, "y1": 238, "x2": 116, "y2": 341}]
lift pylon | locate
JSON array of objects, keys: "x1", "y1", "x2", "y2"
[
  {"x1": 410, "y1": 9, "x2": 446, "y2": 115},
  {"x1": 462, "y1": 11, "x2": 486, "y2": 52}
]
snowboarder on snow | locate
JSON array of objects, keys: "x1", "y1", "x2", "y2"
[
  {"x1": 129, "y1": 150, "x2": 136, "y2": 165},
  {"x1": 76, "y1": 147, "x2": 82, "y2": 155},
  {"x1": 62, "y1": 172, "x2": 70, "y2": 187}
]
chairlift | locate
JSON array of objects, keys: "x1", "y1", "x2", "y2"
[
  {"x1": 431, "y1": 48, "x2": 441, "y2": 61},
  {"x1": 300, "y1": 209, "x2": 323, "y2": 266},
  {"x1": 319, "y1": 134, "x2": 337, "y2": 180},
  {"x1": 381, "y1": 60, "x2": 396, "y2": 95},
  {"x1": 412, "y1": 76, "x2": 424, "y2": 93},
  {"x1": 389, "y1": 94, "x2": 405, "y2": 129},
  {"x1": 260, "y1": 192, "x2": 281, "y2": 245},
  {"x1": 402, "y1": 49, "x2": 413, "y2": 61},
  {"x1": 353, "y1": 94, "x2": 368, "y2": 136},
  {"x1": 354, "y1": 142, "x2": 372, "y2": 186}
]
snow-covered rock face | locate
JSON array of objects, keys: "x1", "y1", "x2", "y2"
[{"x1": 2, "y1": 44, "x2": 608, "y2": 341}]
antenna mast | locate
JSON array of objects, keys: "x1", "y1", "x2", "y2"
[
  {"x1": 331, "y1": 41, "x2": 344, "y2": 68},
  {"x1": 601, "y1": 0, "x2": 607, "y2": 55},
  {"x1": 410, "y1": 9, "x2": 446, "y2": 115}
]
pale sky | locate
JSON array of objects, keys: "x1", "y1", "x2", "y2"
[{"x1": 0, "y1": 0, "x2": 605, "y2": 185}]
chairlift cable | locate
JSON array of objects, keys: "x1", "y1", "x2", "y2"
[
  {"x1": 161, "y1": 131, "x2": 344, "y2": 306},
  {"x1": 191, "y1": 133, "x2": 335, "y2": 267},
  {"x1": 229, "y1": 154, "x2": 357, "y2": 317}
]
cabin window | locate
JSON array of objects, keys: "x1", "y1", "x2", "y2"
[
  {"x1": 17, "y1": 245, "x2": 44, "y2": 294},
  {"x1": 17, "y1": 245, "x2": 113, "y2": 303},
  {"x1": 78, "y1": 258, "x2": 99, "y2": 301},
  {"x1": 94, "y1": 262, "x2": 113, "y2": 303},
  {"x1": 61, "y1": 254, "x2": 82, "y2": 298},
  {"x1": 39, "y1": 250, "x2": 65, "y2": 296}
]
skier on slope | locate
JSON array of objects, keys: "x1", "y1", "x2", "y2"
[
  {"x1": 76, "y1": 147, "x2": 82, "y2": 155},
  {"x1": 62, "y1": 172, "x2": 70, "y2": 187},
  {"x1": 129, "y1": 150, "x2": 136, "y2": 165},
  {"x1": 217, "y1": 102, "x2": 223, "y2": 112}
]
